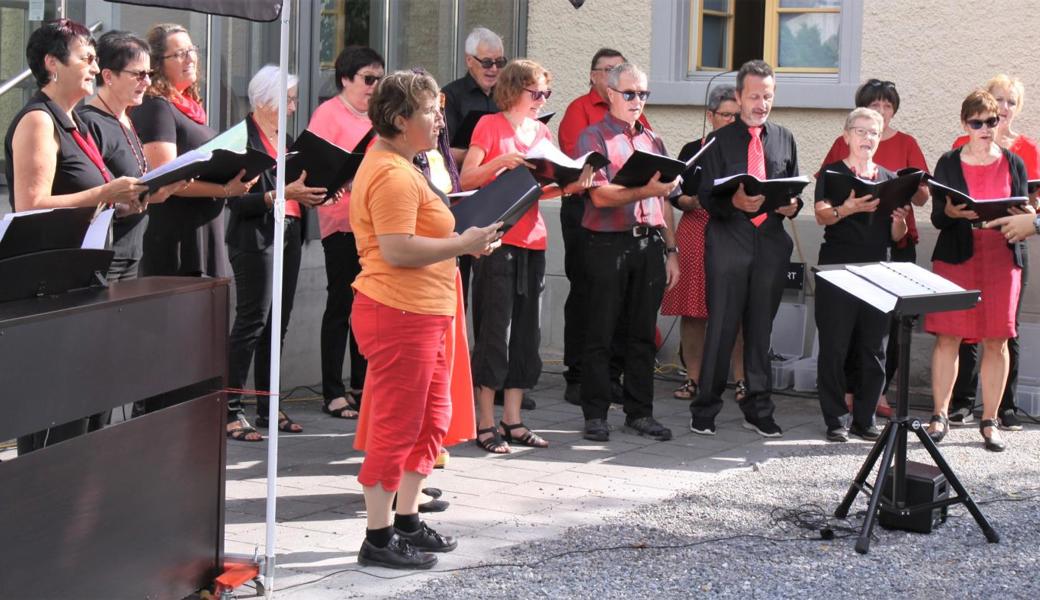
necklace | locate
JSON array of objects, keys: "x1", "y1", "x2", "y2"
[
  {"x1": 338, "y1": 93, "x2": 368, "y2": 120},
  {"x1": 97, "y1": 93, "x2": 148, "y2": 174}
]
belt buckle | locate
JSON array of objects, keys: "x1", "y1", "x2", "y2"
[{"x1": 632, "y1": 225, "x2": 648, "y2": 237}]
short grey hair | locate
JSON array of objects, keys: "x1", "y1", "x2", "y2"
[
  {"x1": 248, "y1": 64, "x2": 298, "y2": 110},
  {"x1": 464, "y1": 27, "x2": 503, "y2": 56},
  {"x1": 606, "y1": 62, "x2": 646, "y2": 90},
  {"x1": 707, "y1": 84, "x2": 736, "y2": 112},
  {"x1": 845, "y1": 107, "x2": 883, "y2": 132}
]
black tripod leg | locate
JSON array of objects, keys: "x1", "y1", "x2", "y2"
[
  {"x1": 913, "y1": 427, "x2": 1000, "y2": 543},
  {"x1": 855, "y1": 424, "x2": 899, "y2": 554},
  {"x1": 835, "y1": 421, "x2": 893, "y2": 518}
]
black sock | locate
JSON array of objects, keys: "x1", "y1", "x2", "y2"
[
  {"x1": 394, "y1": 513, "x2": 421, "y2": 533},
  {"x1": 365, "y1": 526, "x2": 394, "y2": 548}
]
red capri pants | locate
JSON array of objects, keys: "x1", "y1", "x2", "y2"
[{"x1": 352, "y1": 292, "x2": 452, "y2": 492}]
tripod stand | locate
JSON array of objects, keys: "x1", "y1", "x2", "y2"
[{"x1": 834, "y1": 313, "x2": 1000, "y2": 554}]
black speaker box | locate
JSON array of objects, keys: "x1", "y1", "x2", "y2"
[{"x1": 878, "y1": 460, "x2": 949, "y2": 533}]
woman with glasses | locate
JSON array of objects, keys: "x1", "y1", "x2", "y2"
[
  {"x1": 79, "y1": 30, "x2": 183, "y2": 282},
  {"x1": 926, "y1": 90, "x2": 1032, "y2": 452},
  {"x1": 460, "y1": 59, "x2": 588, "y2": 453},
  {"x1": 663, "y1": 84, "x2": 746, "y2": 403},
  {"x1": 305, "y1": 45, "x2": 384, "y2": 422},
  {"x1": 813, "y1": 108, "x2": 910, "y2": 442}
]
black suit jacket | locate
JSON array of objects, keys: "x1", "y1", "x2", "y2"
[
  {"x1": 930, "y1": 146, "x2": 1028, "y2": 267},
  {"x1": 225, "y1": 114, "x2": 311, "y2": 251}
]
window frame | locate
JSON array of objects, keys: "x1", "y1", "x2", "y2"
[
  {"x1": 766, "y1": 0, "x2": 842, "y2": 74},
  {"x1": 692, "y1": 0, "x2": 734, "y2": 72},
  {"x1": 649, "y1": 0, "x2": 862, "y2": 109}
]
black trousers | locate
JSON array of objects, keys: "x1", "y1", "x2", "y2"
[
  {"x1": 951, "y1": 256, "x2": 1027, "y2": 413},
  {"x1": 470, "y1": 246, "x2": 545, "y2": 390},
  {"x1": 691, "y1": 217, "x2": 790, "y2": 421},
  {"x1": 320, "y1": 231, "x2": 367, "y2": 402},
  {"x1": 816, "y1": 276, "x2": 889, "y2": 430},
  {"x1": 580, "y1": 231, "x2": 665, "y2": 421},
  {"x1": 560, "y1": 196, "x2": 624, "y2": 385},
  {"x1": 227, "y1": 218, "x2": 302, "y2": 419},
  {"x1": 458, "y1": 254, "x2": 473, "y2": 311}
]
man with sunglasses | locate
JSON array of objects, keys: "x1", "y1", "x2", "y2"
[
  {"x1": 688, "y1": 60, "x2": 801, "y2": 439},
  {"x1": 557, "y1": 48, "x2": 653, "y2": 407},
  {"x1": 574, "y1": 62, "x2": 680, "y2": 443},
  {"x1": 443, "y1": 27, "x2": 507, "y2": 165}
]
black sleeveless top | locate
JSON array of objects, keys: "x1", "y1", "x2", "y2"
[{"x1": 3, "y1": 90, "x2": 107, "y2": 210}]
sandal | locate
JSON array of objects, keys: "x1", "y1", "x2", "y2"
[
  {"x1": 734, "y1": 379, "x2": 748, "y2": 404},
  {"x1": 499, "y1": 421, "x2": 549, "y2": 448},
  {"x1": 227, "y1": 415, "x2": 263, "y2": 442},
  {"x1": 979, "y1": 419, "x2": 1007, "y2": 452},
  {"x1": 927, "y1": 414, "x2": 948, "y2": 443},
  {"x1": 475, "y1": 426, "x2": 510, "y2": 454},
  {"x1": 322, "y1": 395, "x2": 359, "y2": 420},
  {"x1": 256, "y1": 411, "x2": 303, "y2": 433},
  {"x1": 673, "y1": 379, "x2": 698, "y2": 400}
]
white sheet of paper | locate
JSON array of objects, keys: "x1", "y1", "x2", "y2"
[
  {"x1": 82, "y1": 208, "x2": 114, "y2": 250},
  {"x1": 848, "y1": 263, "x2": 931, "y2": 297},
  {"x1": 817, "y1": 269, "x2": 898, "y2": 313},
  {"x1": 138, "y1": 148, "x2": 211, "y2": 185},
  {"x1": 880, "y1": 261, "x2": 965, "y2": 294}
]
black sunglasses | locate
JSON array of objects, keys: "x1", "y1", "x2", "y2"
[
  {"x1": 357, "y1": 74, "x2": 382, "y2": 86},
  {"x1": 120, "y1": 69, "x2": 155, "y2": 82},
  {"x1": 473, "y1": 56, "x2": 508, "y2": 69},
  {"x1": 966, "y1": 116, "x2": 1000, "y2": 129},
  {"x1": 611, "y1": 88, "x2": 650, "y2": 102},
  {"x1": 525, "y1": 88, "x2": 552, "y2": 101}
]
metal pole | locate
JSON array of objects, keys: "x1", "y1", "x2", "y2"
[{"x1": 264, "y1": 0, "x2": 291, "y2": 596}]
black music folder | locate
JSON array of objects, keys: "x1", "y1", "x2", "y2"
[
  {"x1": 611, "y1": 137, "x2": 714, "y2": 189},
  {"x1": 285, "y1": 130, "x2": 365, "y2": 199},
  {"x1": 1028, "y1": 179, "x2": 1039, "y2": 195},
  {"x1": 524, "y1": 139, "x2": 609, "y2": 187},
  {"x1": 449, "y1": 167, "x2": 542, "y2": 233},
  {"x1": 927, "y1": 179, "x2": 1028, "y2": 222},
  {"x1": 822, "y1": 169, "x2": 924, "y2": 216},
  {"x1": 0, "y1": 207, "x2": 98, "y2": 260},
  {"x1": 137, "y1": 147, "x2": 276, "y2": 192},
  {"x1": 712, "y1": 173, "x2": 810, "y2": 213},
  {"x1": 450, "y1": 111, "x2": 555, "y2": 148}
]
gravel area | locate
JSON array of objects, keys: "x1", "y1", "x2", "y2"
[{"x1": 392, "y1": 426, "x2": 1040, "y2": 599}]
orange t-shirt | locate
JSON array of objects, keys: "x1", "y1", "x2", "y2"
[{"x1": 350, "y1": 150, "x2": 457, "y2": 316}]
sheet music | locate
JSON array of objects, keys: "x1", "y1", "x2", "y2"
[
  {"x1": 81, "y1": 208, "x2": 114, "y2": 249},
  {"x1": 880, "y1": 261, "x2": 965, "y2": 294},
  {"x1": 196, "y1": 120, "x2": 248, "y2": 154},
  {"x1": 138, "y1": 148, "x2": 210, "y2": 185},
  {"x1": 816, "y1": 270, "x2": 898, "y2": 313},
  {"x1": 525, "y1": 139, "x2": 584, "y2": 169},
  {"x1": 847, "y1": 262, "x2": 964, "y2": 297}
]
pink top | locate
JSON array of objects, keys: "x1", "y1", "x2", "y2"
[
  {"x1": 963, "y1": 154, "x2": 1011, "y2": 199},
  {"x1": 469, "y1": 113, "x2": 552, "y2": 249},
  {"x1": 306, "y1": 95, "x2": 374, "y2": 238}
]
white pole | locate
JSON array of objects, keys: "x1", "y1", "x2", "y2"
[{"x1": 264, "y1": 0, "x2": 291, "y2": 597}]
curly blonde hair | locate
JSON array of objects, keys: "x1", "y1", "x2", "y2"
[{"x1": 145, "y1": 23, "x2": 202, "y2": 102}]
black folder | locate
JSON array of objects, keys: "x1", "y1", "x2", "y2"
[
  {"x1": 611, "y1": 137, "x2": 714, "y2": 189},
  {"x1": 450, "y1": 111, "x2": 555, "y2": 148},
  {"x1": 138, "y1": 147, "x2": 277, "y2": 193},
  {"x1": 711, "y1": 173, "x2": 811, "y2": 214},
  {"x1": 285, "y1": 130, "x2": 365, "y2": 199},
  {"x1": 1028, "y1": 179, "x2": 1039, "y2": 195},
  {"x1": 524, "y1": 140, "x2": 609, "y2": 187},
  {"x1": 0, "y1": 207, "x2": 96, "y2": 260},
  {"x1": 927, "y1": 179, "x2": 1028, "y2": 222},
  {"x1": 822, "y1": 169, "x2": 925, "y2": 216},
  {"x1": 449, "y1": 167, "x2": 542, "y2": 233}
]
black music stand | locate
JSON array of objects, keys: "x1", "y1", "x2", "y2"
[{"x1": 815, "y1": 262, "x2": 1000, "y2": 554}]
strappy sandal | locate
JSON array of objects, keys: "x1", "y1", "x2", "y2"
[
  {"x1": 475, "y1": 426, "x2": 510, "y2": 454},
  {"x1": 500, "y1": 421, "x2": 549, "y2": 448},
  {"x1": 673, "y1": 379, "x2": 698, "y2": 400},
  {"x1": 322, "y1": 395, "x2": 359, "y2": 420},
  {"x1": 227, "y1": 415, "x2": 263, "y2": 442},
  {"x1": 734, "y1": 379, "x2": 748, "y2": 403},
  {"x1": 927, "y1": 414, "x2": 948, "y2": 443},
  {"x1": 256, "y1": 411, "x2": 303, "y2": 433}
]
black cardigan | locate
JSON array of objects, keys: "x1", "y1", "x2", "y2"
[
  {"x1": 225, "y1": 114, "x2": 312, "y2": 251},
  {"x1": 929, "y1": 146, "x2": 1028, "y2": 267}
]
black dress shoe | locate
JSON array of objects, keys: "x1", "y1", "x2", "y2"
[
  {"x1": 927, "y1": 415, "x2": 948, "y2": 443},
  {"x1": 358, "y1": 535, "x2": 437, "y2": 570},
  {"x1": 979, "y1": 419, "x2": 1007, "y2": 452},
  {"x1": 584, "y1": 418, "x2": 610, "y2": 441},
  {"x1": 624, "y1": 416, "x2": 672, "y2": 441},
  {"x1": 394, "y1": 522, "x2": 458, "y2": 552}
]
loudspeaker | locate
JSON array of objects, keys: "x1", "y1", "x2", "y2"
[{"x1": 878, "y1": 460, "x2": 949, "y2": 533}]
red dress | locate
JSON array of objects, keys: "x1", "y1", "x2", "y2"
[
  {"x1": 660, "y1": 208, "x2": 709, "y2": 318},
  {"x1": 925, "y1": 155, "x2": 1021, "y2": 341}
]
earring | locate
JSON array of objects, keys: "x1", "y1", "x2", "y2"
[{"x1": 51, "y1": 70, "x2": 58, "y2": 84}]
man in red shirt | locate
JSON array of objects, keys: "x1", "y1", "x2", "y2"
[{"x1": 558, "y1": 48, "x2": 651, "y2": 406}]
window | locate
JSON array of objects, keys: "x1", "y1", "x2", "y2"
[{"x1": 651, "y1": 0, "x2": 862, "y2": 108}]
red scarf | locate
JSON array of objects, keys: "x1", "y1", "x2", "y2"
[
  {"x1": 252, "y1": 114, "x2": 301, "y2": 218},
  {"x1": 69, "y1": 127, "x2": 112, "y2": 183},
  {"x1": 168, "y1": 90, "x2": 207, "y2": 125}
]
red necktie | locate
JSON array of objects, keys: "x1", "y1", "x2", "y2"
[{"x1": 747, "y1": 126, "x2": 767, "y2": 227}]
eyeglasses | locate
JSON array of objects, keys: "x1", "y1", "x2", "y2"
[
  {"x1": 472, "y1": 56, "x2": 507, "y2": 70},
  {"x1": 611, "y1": 88, "x2": 650, "y2": 102},
  {"x1": 966, "y1": 117, "x2": 1000, "y2": 130},
  {"x1": 847, "y1": 126, "x2": 881, "y2": 139},
  {"x1": 80, "y1": 53, "x2": 97, "y2": 65},
  {"x1": 712, "y1": 111, "x2": 739, "y2": 119},
  {"x1": 525, "y1": 88, "x2": 552, "y2": 101},
  {"x1": 590, "y1": 67, "x2": 615, "y2": 73},
  {"x1": 357, "y1": 74, "x2": 382, "y2": 86},
  {"x1": 163, "y1": 46, "x2": 199, "y2": 61},
  {"x1": 120, "y1": 69, "x2": 155, "y2": 82}
]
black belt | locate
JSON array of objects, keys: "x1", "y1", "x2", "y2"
[{"x1": 588, "y1": 225, "x2": 662, "y2": 238}]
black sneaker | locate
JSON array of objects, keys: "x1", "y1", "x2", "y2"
[
  {"x1": 826, "y1": 427, "x2": 849, "y2": 443},
  {"x1": 564, "y1": 382, "x2": 581, "y2": 406},
  {"x1": 743, "y1": 417, "x2": 783, "y2": 438},
  {"x1": 689, "y1": 417, "x2": 716, "y2": 436},
  {"x1": 624, "y1": 416, "x2": 673, "y2": 441},
  {"x1": 948, "y1": 406, "x2": 974, "y2": 425},
  {"x1": 394, "y1": 522, "x2": 458, "y2": 553},
  {"x1": 998, "y1": 409, "x2": 1023, "y2": 431},
  {"x1": 584, "y1": 418, "x2": 610, "y2": 441},
  {"x1": 358, "y1": 535, "x2": 437, "y2": 570},
  {"x1": 849, "y1": 423, "x2": 881, "y2": 441}
]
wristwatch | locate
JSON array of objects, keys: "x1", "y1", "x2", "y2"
[
  {"x1": 665, "y1": 246, "x2": 679, "y2": 256},
  {"x1": 832, "y1": 207, "x2": 841, "y2": 220}
]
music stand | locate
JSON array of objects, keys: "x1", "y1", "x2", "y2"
[{"x1": 815, "y1": 262, "x2": 1000, "y2": 554}]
